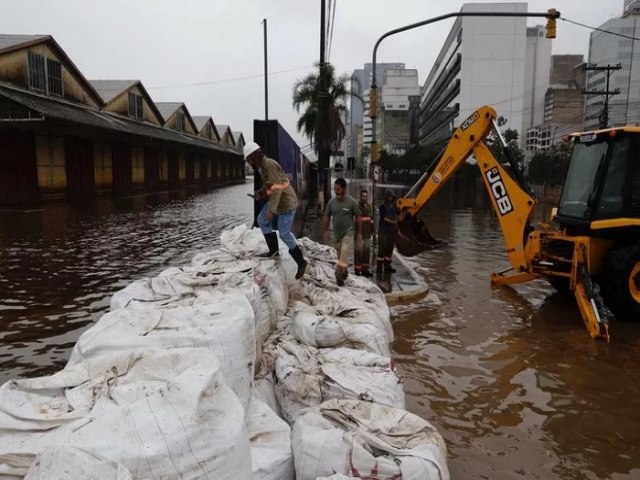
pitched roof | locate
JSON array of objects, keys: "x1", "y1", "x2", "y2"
[
  {"x1": 0, "y1": 34, "x2": 49, "y2": 54},
  {"x1": 89, "y1": 80, "x2": 138, "y2": 103},
  {"x1": 0, "y1": 34, "x2": 102, "y2": 105},
  {"x1": 0, "y1": 82, "x2": 239, "y2": 154},
  {"x1": 232, "y1": 131, "x2": 244, "y2": 144},
  {"x1": 192, "y1": 115, "x2": 211, "y2": 131},
  {"x1": 155, "y1": 102, "x2": 183, "y2": 120},
  {"x1": 217, "y1": 124, "x2": 230, "y2": 134}
]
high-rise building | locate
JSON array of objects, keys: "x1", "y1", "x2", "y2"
[
  {"x1": 349, "y1": 63, "x2": 404, "y2": 158},
  {"x1": 418, "y1": 3, "x2": 552, "y2": 147},
  {"x1": 526, "y1": 55, "x2": 585, "y2": 152},
  {"x1": 584, "y1": 0, "x2": 640, "y2": 129},
  {"x1": 379, "y1": 69, "x2": 420, "y2": 155}
]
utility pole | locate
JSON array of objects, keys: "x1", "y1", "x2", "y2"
[
  {"x1": 263, "y1": 19, "x2": 268, "y2": 124},
  {"x1": 582, "y1": 63, "x2": 621, "y2": 129},
  {"x1": 318, "y1": 0, "x2": 329, "y2": 210}
]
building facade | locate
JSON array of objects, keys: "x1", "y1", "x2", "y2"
[
  {"x1": 349, "y1": 62, "x2": 404, "y2": 158},
  {"x1": 418, "y1": 3, "x2": 551, "y2": 146},
  {"x1": 526, "y1": 55, "x2": 586, "y2": 152},
  {"x1": 584, "y1": 1, "x2": 640, "y2": 129},
  {"x1": 0, "y1": 35, "x2": 244, "y2": 206},
  {"x1": 379, "y1": 69, "x2": 420, "y2": 155}
]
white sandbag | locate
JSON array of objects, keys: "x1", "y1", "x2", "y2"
[
  {"x1": 292, "y1": 307, "x2": 392, "y2": 357},
  {"x1": 246, "y1": 397, "x2": 294, "y2": 480},
  {"x1": 109, "y1": 261, "x2": 286, "y2": 374},
  {"x1": 0, "y1": 348, "x2": 252, "y2": 480},
  {"x1": 253, "y1": 374, "x2": 281, "y2": 417},
  {"x1": 110, "y1": 259, "x2": 256, "y2": 311},
  {"x1": 24, "y1": 447, "x2": 132, "y2": 480},
  {"x1": 68, "y1": 295, "x2": 256, "y2": 411},
  {"x1": 315, "y1": 476, "x2": 358, "y2": 480},
  {"x1": 274, "y1": 342, "x2": 405, "y2": 423},
  {"x1": 220, "y1": 224, "x2": 267, "y2": 256},
  {"x1": 292, "y1": 399, "x2": 449, "y2": 480}
]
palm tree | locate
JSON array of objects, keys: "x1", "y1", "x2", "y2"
[{"x1": 292, "y1": 63, "x2": 362, "y2": 155}]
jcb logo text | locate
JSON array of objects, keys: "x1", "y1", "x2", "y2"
[{"x1": 486, "y1": 168, "x2": 513, "y2": 215}]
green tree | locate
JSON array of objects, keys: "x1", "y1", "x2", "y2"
[
  {"x1": 527, "y1": 142, "x2": 572, "y2": 185},
  {"x1": 292, "y1": 63, "x2": 362, "y2": 155}
]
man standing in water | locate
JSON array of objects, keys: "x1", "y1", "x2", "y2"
[
  {"x1": 354, "y1": 189, "x2": 373, "y2": 277},
  {"x1": 322, "y1": 178, "x2": 360, "y2": 286},
  {"x1": 244, "y1": 141, "x2": 308, "y2": 280},
  {"x1": 376, "y1": 189, "x2": 398, "y2": 275}
]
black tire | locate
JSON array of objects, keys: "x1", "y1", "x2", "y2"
[
  {"x1": 601, "y1": 242, "x2": 640, "y2": 321},
  {"x1": 547, "y1": 276, "x2": 570, "y2": 293}
]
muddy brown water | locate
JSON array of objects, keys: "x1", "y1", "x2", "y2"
[{"x1": 1, "y1": 182, "x2": 639, "y2": 479}]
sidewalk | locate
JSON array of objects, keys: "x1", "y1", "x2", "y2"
[{"x1": 297, "y1": 208, "x2": 429, "y2": 304}]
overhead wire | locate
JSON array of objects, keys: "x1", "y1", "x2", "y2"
[
  {"x1": 561, "y1": 17, "x2": 640, "y2": 42},
  {"x1": 147, "y1": 65, "x2": 314, "y2": 90},
  {"x1": 327, "y1": 0, "x2": 337, "y2": 62}
]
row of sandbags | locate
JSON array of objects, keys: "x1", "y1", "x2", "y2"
[
  {"x1": 251, "y1": 234, "x2": 450, "y2": 480},
  {"x1": 0, "y1": 226, "x2": 293, "y2": 479},
  {"x1": 0, "y1": 225, "x2": 449, "y2": 479}
]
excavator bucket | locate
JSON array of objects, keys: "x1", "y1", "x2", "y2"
[{"x1": 395, "y1": 216, "x2": 445, "y2": 256}]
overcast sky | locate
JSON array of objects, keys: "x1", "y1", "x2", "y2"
[{"x1": 0, "y1": 0, "x2": 625, "y2": 148}]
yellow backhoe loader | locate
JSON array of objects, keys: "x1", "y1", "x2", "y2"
[{"x1": 396, "y1": 105, "x2": 640, "y2": 340}]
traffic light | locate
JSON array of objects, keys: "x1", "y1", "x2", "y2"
[
  {"x1": 545, "y1": 8, "x2": 558, "y2": 39},
  {"x1": 368, "y1": 88, "x2": 380, "y2": 119},
  {"x1": 371, "y1": 143, "x2": 382, "y2": 163}
]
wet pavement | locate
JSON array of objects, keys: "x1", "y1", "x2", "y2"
[{"x1": 1, "y1": 182, "x2": 640, "y2": 479}]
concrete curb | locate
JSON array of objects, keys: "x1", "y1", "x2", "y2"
[{"x1": 383, "y1": 253, "x2": 429, "y2": 304}]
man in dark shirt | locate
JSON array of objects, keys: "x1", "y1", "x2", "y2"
[
  {"x1": 354, "y1": 189, "x2": 373, "y2": 277},
  {"x1": 376, "y1": 189, "x2": 398, "y2": 274}
]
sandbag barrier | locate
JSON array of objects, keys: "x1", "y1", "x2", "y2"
[{"x1": 0, "y1": 225, "x2": 449, "y2": 480}]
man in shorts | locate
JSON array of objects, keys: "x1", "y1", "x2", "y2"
[{"x1": 322, "y1": 177, "x2": 360, "y2": 286}]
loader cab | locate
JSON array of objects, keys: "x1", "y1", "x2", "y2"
[{"x1": 555, "y1": 128, "x2": 640, "y2": 232}]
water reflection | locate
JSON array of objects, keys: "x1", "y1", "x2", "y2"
[
  {"x1": 392, "y1": 206, "x2": 640, "y2": 479},
  {"x1": 0, "y1": 183, "x2": 253, "y2": 385}
]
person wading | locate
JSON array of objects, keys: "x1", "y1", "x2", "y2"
[
  {"x1": 354, "y1": 189, "x2": 373, "y2": 277},
  {"x1": 322, "y1": 178, "x2": 361, "y2": 286},
  {"x1": 376, "y1": 189, "x2": 398, "y2": 275},
  {"x1": 244, "y1": 141, "x2": 307, "y2": 280}
]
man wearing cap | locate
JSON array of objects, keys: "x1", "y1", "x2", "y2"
[
  {"x1": 376, "y1": 189, "x2": 398, "y2": 275},
  {"x1": 244, "y1": 141, "x2": 308, "y2": 280}
]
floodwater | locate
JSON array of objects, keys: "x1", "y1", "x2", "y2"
[
  {"x1": 1, "y1": 181, "x2": 639, "y2": 479},
  {"x1": 391, "y1": 205, "x2": 640, "y2": 480},
  {"x1": 0, "y1": 183, "x2": 253, "y2": 386}
]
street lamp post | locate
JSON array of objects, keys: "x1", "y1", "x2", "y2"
[{"x1": 368, "y1": 9, "x2": 560, "y2": 243}]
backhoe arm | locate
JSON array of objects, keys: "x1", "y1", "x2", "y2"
[{"x1": 397, "y1": 106, "x2": 537, "y2": 273}]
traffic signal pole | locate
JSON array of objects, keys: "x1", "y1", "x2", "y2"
[{"x1": 368, "y1": 8, "x2": 559, "y2": 244}]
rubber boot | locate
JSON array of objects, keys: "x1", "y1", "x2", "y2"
[
  {"x1": 289, "y1": 246, "x2": 308, "y2": 280},
  {"x1": 336, "y1": 268, "x2": 347, "y2": 286},
  {"x1": 376, "y1": 261, "x2": 384, "y2": 275},
  {"x1": 362, "y1": 268, "x2": 373, "y2": 277},
  {"x1": 384, "y1": 260, "x2": 397, "y2": 273},
  {"x1": 258, "y1": 232, "x2": 279, "y2": 258}
]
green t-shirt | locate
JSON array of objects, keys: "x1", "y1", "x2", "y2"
[{"x1": 326, "y1": 195, "x2": 360, "y2": 241}]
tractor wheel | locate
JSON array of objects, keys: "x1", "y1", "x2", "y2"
[{"x1": 601, "y1": 243, "x2": 640, "y2": 321}]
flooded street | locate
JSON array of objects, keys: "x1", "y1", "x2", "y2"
[
  {"x1": 0, "y1": 183, "x2": 253, "y2": 385},
  {"x1": 392, "y1": 207, "x2": 640, "y2": 480},
  {"x1": 1, "y1": 184, "x2": 640, "y2": 479}
]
